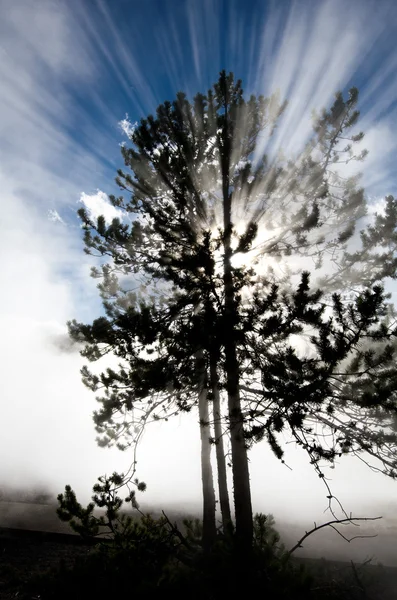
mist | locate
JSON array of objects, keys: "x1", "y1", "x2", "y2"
[{"x1": 1, "y1": 0, "x2": 397, "y2": 570}]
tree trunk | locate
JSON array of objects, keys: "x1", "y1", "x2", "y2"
[
  {"x1": 222, "y1": 250, "x2": 253, "y2": 551},
  {"x1": 222, "y1": 188, "x2": 253, "y2": 551},
  {"x1": 196, "y1": 349, "x2": 217, "y2": 551},
  {"x1": 209, "y1": 354, "x2": 233, "y2": 535},
  {"x1": 219, "y1": 74, "x2": 253, "y2": 551}
]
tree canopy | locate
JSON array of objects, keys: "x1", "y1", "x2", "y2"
[{"x1": 69, "y1": 71, "x2": 397, "y2": 552}]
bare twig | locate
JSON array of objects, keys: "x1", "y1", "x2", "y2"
[
  {"x1": 286, "y1": 516, "x2": 382, "y2": 558},
  {"x1": 161, "y1": 510, "x2": 203, "y2": 568},
  {"x1": 161, "y1": 510, "x2": 192, "y2": 551}
]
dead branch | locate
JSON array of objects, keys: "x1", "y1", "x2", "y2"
[
  {"x1": 161, "y1": 510, "x2": 203, "y2": 568},
  {"x1": 286, "y1": 516, "x2": 382, "y2": 558}
]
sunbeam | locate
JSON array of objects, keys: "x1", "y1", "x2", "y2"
[{"x1": 1, "y1": 0, "x2": 397, "y2": 574}]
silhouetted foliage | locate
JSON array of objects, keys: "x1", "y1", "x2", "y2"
[
  {"x1": 33, "y1": 479, "x2": 387, "y2": 599},
  {"x1": 69, "y1": 71, "x2": 397, "y2": 553}
]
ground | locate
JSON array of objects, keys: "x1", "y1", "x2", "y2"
[
  {"x1": 0, "y1": 501, "x2": 396, "y2": 599},
  {"x1": 0, "y1": 527, "x2": 396, "y2": 599},
  {"x1": 0, "y1": 529, "x2": 96, "y2": 599}
]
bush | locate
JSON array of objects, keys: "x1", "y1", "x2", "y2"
[
  {"x1": 24, "y1": 474, "x2": 381, "y2": 600},
  {"x1": 26, "y1": 508, "x2": 316, "y2": 599}
]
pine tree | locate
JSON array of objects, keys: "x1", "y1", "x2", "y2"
[
  {"x1": 68, "y1": 278, "x2": 220, "y2": 550},
  {"x1": 72, "y1": 71, "x2": 397, "y2": 552}
]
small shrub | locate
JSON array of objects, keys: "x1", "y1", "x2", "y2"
[{"x1": 25, "y1": 474, "x2": 380, "y2": 600}]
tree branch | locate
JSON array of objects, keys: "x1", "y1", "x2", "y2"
[{"x1": 286, "y1": 516, "x2": 382, "y2": 558}]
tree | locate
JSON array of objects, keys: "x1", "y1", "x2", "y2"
[
  {"x1": 74, "y1": 72, "x2": 287, "y2": 550},
  {"x1": 69, "y1": 279, "x2": 221, "y2": 550},
  {"x1": 72, "y1": 71, "x2": 397, "y2": 552}
]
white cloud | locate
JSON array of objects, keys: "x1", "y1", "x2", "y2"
[
  {"x1": 80, "y1": 190, "x2": 123, "y2": 224},
  {"x1": 48, "y1": 209, "x2": 65, "y2": 224},
  {"x1": 2, "y1": 0, "x2": 93, "y2": 77},
  {"x1": 119, "y1": 114, "x2": 136, "y2": 138},
  {"x1": 367, "y1": 196, "x2": 387, "y2": 216},
  {"x1": 0, "y1": 1, "x2": 124, "y2": 504}
]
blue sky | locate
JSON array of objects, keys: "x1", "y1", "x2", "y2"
[{"x1": 1, "y1": 0, "x2": 397, "y2": 550}]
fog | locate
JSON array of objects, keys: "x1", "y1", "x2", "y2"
[{"x1": 1, "y1": 0, "x2": 397, "y2": 568}]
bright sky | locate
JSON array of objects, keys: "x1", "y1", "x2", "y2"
[{"x1": 1, "y1": 0, "x2": 397, "y2": 530}]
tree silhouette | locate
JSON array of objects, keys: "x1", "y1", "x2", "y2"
[{"x1": 71, "y1": 71, "x2": 397, "y2": 552}]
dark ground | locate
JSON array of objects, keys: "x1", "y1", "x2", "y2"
[
  {"x1": 0, "y1": 501, "x2": 396, "y2": 599},
  {"x1": 0, "y1": 526, "x2": 396, "y2": 599},
  {"x1": 0, "y1": 528, "x2": 96, "y2": 599}
]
